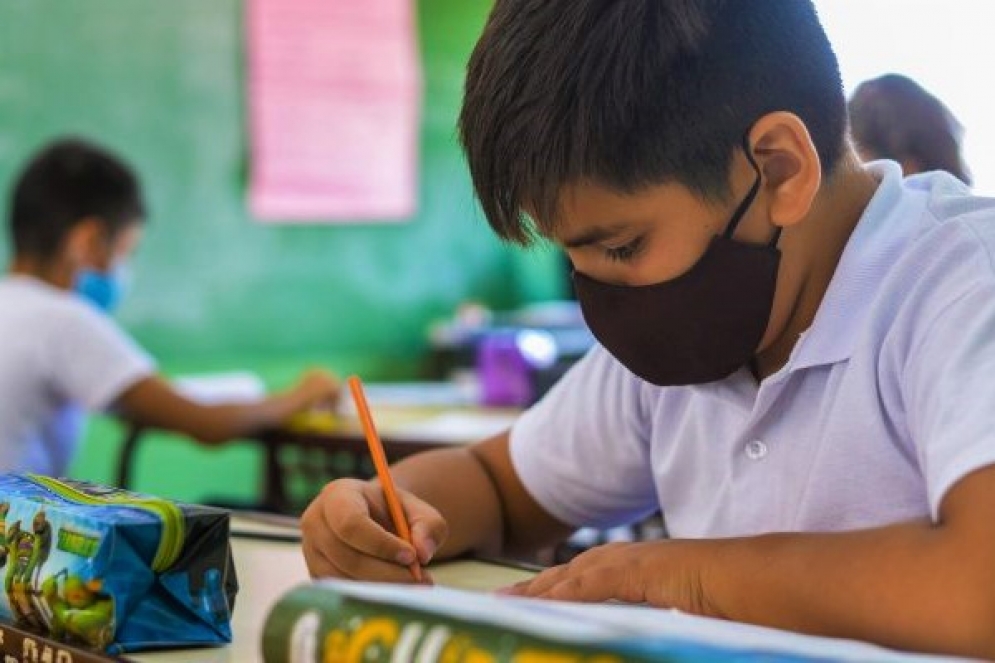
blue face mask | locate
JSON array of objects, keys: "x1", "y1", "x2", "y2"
[{"x1": 75, "y1": 267, "x2": 128, "y2": 313}]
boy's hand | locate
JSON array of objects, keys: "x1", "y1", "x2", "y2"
[
  {"x1": 289, "y1": 369, "x2": 341, "y2": 411},
  {"x1": 502, "y1": 541, "x2": 715, "y2": 615},
  {"x1": 301, "y1": 478, "x2": 448, "y2": 583}
]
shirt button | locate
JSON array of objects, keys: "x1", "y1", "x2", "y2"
[{"x1": 746, "y1": 440, "x2": 768, "y2": 460}]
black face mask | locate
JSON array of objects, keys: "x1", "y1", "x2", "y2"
[{"x1": 572, "y1": 142, "x2": 781, "y2": 386}]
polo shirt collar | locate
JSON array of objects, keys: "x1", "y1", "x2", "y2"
[{"x1": 784, "y1": 160, "x2": 922, "y2": 372}]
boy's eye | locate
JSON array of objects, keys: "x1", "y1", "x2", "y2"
[{"x1": 604, "y1": 236, "x2": 645, "y2": 263}]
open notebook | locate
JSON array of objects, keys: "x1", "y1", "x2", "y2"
[{"x1": 262, "y1": 579, "x2": 963, "y2": 662}]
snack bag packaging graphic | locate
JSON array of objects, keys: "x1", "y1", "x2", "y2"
[{"x1": 0, "y1": 473, "x2": 236, "y2": 654}]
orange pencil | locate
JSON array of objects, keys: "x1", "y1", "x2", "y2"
[{"x1": 347, "y1": 375, "x2": 424, "y2": 582}]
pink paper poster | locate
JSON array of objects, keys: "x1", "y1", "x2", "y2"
[{"x1": 247, "y1": 0, "x2": 421, "y2": 221}]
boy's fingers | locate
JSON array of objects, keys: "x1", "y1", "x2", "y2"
[
  {"x1": 300, "y1": 479, "x2": 446, "y2": 582},
  {"x1": 323, "y1": 537, "x2": 424, "y2": 583},
  {"x1": 295, "y1": 369, "x2": 341, "y2": 408},
  {"x1": 301, "y1": 537, "x2": 349, "y2": 579},
  {"x1": 400, "y1": 492, "x2": 448, "y2": 564},
  {"x1": 503, "y1": 564, "x2": 568, "y2": 597},
  {"x1": 301, "y1": 489, "x2": 352, "y2": 578},
  {"x1": 410, "y1": 520, "x2": 443, "y2": 565},
  {"x1": 302, "y1": 479, "x2": 412, "y2": 564},
  {"x1": 330, "y1": 488, "x2": 417, "y2": 564},
  {"x1": 302, "y1": 531, "x2": 417, "y2": 583}
]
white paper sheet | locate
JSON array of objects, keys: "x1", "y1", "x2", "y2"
[
  {"x1": 384, "y1": 412, "x2": 519, "y2": 444},
  {"x1": 172, "y1": 371, "x2": 267, "y2": 404}
]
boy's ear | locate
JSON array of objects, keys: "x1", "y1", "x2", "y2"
[
  {"x1": 63, "y1": 217, "x2": 107, "y2": 267},
  {"x1": 748, "y1": 112, "x2": 822, "y2": 228}
]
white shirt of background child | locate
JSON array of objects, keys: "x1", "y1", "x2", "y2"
[{"x1": 0, "y1": 276, "x2": 153, "y2": 476}]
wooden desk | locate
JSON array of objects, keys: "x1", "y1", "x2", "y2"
[
  {"x1": 116, "y1": 405, "x2": 520, "y2": 514},
  {"x1": 130, "y1": 518, "x2": 536, "y2": 663},
  {"x1": 256, "y1": 406, "x2": 520, "y2": 514}
]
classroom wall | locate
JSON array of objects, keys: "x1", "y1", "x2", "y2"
[
  {"x1": 0, "y1": 0, "x2": 564, "y2": 369},
  {"x1": 0, "y1": 0, "x2": 564, "y2": 501}
]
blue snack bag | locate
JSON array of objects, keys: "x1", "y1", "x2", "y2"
[{"x1": 0, "y1": 473, "x2": 237, "y2": 654}]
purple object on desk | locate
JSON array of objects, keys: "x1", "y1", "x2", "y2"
[{"x1": 477, "y1": 329, "x2": 558, "y2": 406}]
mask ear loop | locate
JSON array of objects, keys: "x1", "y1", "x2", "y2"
[
  {"x1": 730, "y1": 134, "x2": 782, "y2": 383},
  {"x1": 723, "y1": 135, "x2": 782, "y2": 248}
]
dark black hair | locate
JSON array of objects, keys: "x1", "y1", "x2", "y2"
[
  {"x1": 9, "y1": 137, "x2": 146, "y2": 259},
  {"x1": 849, "y1": 73, "x2": 971, "y2": 185},
  {"x1": 459, "y1": 0, "x2": 846, "y2": 245}
]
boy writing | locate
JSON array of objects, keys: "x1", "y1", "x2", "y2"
[
  {"x1": 301, "y1": 1, "x2": 995, "y2": 657},
  {"x1": 0, "y1": 138, "x2": 340, "y2": 476}
]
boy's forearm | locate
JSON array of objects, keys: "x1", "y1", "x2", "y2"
[
  {"x1": 702, "y1": 521, "x2": 995, "y2": 657},
  {"x1": 160, "y1": 394, "x2": 304, "y2": 445},
  {"x1": 510, "y1": 466, "x2": 995, "y2": 658},
  {"x1": 390, "y1": 446, "x2": 505, "y2": 559},
  {"x1": 217, "y1": 390, "x2": 310, "y2": 436},
  {"x1": 116, "y1": 376, "x2": 310, "y2": 444}
]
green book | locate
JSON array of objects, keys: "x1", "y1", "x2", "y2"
[{"x1": 261, "y1": 580, "x2": 933, "y2": 662}]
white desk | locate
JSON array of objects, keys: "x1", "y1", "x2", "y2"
[
  {"x1": 123, "y1": 524, "x2": 957, "y2": 663},
  {"x1": 130, "y1": 524, "x2": 535, "y2": 663}
]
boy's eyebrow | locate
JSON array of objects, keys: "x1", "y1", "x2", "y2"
[{"x1": 560, "y1": 224, "x2": 632, "y2": 248}]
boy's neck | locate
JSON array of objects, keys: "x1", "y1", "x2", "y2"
[
  {"x1": 753, "y1": 154, "x2": 882, "y2": 381},
  {"x1": 8, "y1": 256, "x2": 75, "y2": 290}
]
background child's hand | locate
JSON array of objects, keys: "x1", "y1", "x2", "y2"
[
  {"x1": 289, "y1": 368, "x2": 341, "y2": 411},
  {"x1": 301, "y1": 478, "x2": 448, "y2": 583},
  {"x1": 502, "y1": 541, "x2": 714, "y2": 615}
]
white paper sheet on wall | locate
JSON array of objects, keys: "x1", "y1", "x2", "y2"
[{"x1": 247, "y1": 0, "x2": 421, "y2": 221}]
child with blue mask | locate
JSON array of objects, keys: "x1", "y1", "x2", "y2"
[{"x1": 0, "y1": 138, "x2": 342, "y2": 478}]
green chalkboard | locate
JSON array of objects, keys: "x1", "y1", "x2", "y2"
[{"x1": 0, "y1": 0, "x2": 565, "y2": 376}]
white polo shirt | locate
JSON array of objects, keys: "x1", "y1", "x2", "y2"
[
  {"x1": 510, "y1": 161, "x2": 995, "y2": 537},
  {"x1": 0, "y1": 276, "x2": 154, "y2": 476}
]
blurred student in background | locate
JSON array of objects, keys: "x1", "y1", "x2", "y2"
[
  {"x1": 849, "y1": 73, "x2": 971, "y2": 185},
  {"x1": 0, "y1": 137, "x2": 340, "y2": 477}
]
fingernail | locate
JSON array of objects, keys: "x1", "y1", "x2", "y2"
[
  {"x1": 421, "y1": 539, "x2": 437, "y2": 564},
  {"x1": 396, "y1": 549, "x2": 415, "y2": 565}
]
